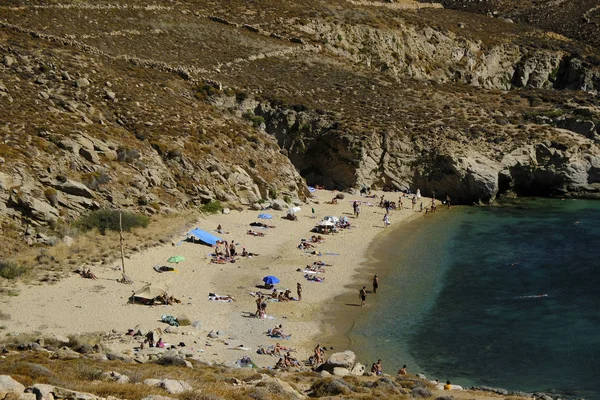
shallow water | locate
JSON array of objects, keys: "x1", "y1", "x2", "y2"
[{"x1": 349, "y1": 199, "x2": 600, "y2": 398}]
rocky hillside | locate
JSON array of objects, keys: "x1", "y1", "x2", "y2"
[
  {"x1": 1, "y1": 0, "x2": 600, "y2": 245},
  {"x1": 423, "y1": 0, "x2": 600, "y2": 51}
]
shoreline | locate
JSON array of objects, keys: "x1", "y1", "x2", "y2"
[{"x1": 0, "y1": 189, "x2": 427, "y2": 368}]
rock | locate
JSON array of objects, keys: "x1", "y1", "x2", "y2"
[
  {"x1": 0, "y1": 376, "x2": 26, "y2": 397},
  {"x1": 207, "y1": 331, "x2": 218, "y2": 339},
  {"x1": 75, "y1": 78, "x2": 90, "y2": 88},
  {"x1": 271, "y1": 199, "x2": 288, "y2": 211},
  {"x1": 3, "y1": 56, "x2": 15, "y2": 66},
  {"x1": 9, "y1": 194, "x2": 59, "y2": 224},
  {"x1": 50, "y1": 387, "x2": 98, "y2": 400},
  {"x1": 332, "y1": 367, "x2": 349, "y2": 377},
  {"x1": 141, "y1": 396, "x2": 175, "y2": 400},
  {"x1": 61, "y1": 71, "x2": 71, "y2": 81},
  {"x1": 100, "y1": 371, "x2": 130, "y2": 384},
  {"x1": 52, "y1": 180, "x2": 95, "y2": 198},
  {"x1": 30, "y1": 384, "x2": 55, "y2": 400},
  {"x1": 104, "y1": 90, "x2": 116, "y2": 101},
  {"x1": 416, "y1": 373, "x2": 427, "y2": 379},
  {"x1": 319, "y1": 370, "x2": 331, "y2": 377},
  {"x1": 472, "y1": 386, "x2": 508, "y2": 395},
  {"x1": 155, "y1": 356, "x2": 188, "y2": 367},
  {"x1": 350, "y1": 362, "x2": 365, "y2": 376},
  {"x1": 260, "y1": 376, "x2": 306, "y2": 399},
  {"x1": 434, "y1": 396, "x2": 454, "y2": 400},
  {"x1": 79, "y1": 148, "x2": 100, "y2": 164},
  {"x1": 143, "y1": 379, "x2": 192, "y2": 394},
  {"x1": 411, "y1": 387, "x2": 432, "y2": 398},
  {"x1": 222, "y1": 207, "x2": 230, "y2": 215},
  {"x1": 179, "y1": 348, "x2": 194, "y2": 358},
  {"x1": 335, "y1": 193, "x2": 345, "y2": 199},
  {"x1": 322, "y1": 350, "x2": 356, "y2": 372},
  {"x1": 164, "y1": 326, "x2": 178, "y2": 334},
  {"x1": 251, "y1": 203, "x2": 263, "y2": 210}
]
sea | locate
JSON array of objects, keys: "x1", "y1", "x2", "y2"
[{"x1": 348, "y1": 198, "x2": 600, "y2": 399}]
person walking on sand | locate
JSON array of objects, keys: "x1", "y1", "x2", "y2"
[
  {"x1": 383, "y1": 213, "x2": 390, "y2": 227},
  {"x1": 359, "y1": 286, "x2": 367, "y2": 306},
  {"x1": 297, "y1": 282, "x2": 302, "y2": 301},
  {"x1": 446, "y1": 193, "x2": 452, "y2": 209},
  {"x1": 372, "y1": 275, "x2": 379, "y2": 294}
]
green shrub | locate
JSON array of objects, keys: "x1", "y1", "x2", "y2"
[
  {"x1": 75, "y1": 209, "x2": 150, "y2": 235},
  {"x1": 0, "y1": 260, "x2": 28, "y2": 280},
  {"x1": 283, "y1": 195, "x2": 292, "y2": 204},
  {"x1": 200, "y1": 201, "x2": 223, "y2": 214}
]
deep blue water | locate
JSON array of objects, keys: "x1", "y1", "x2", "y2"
[{"x1": 349, "y1": 199, "x2": 600, "y2": 398}]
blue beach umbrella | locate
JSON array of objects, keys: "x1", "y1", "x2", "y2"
[
  {"x1": 263, "y1": 276, "x2": 280, "y2": 285},
  {"x1": 258, "y1": 213, "x2": 272, "y2": 219}
]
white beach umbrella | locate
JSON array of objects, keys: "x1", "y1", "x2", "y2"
[
  {"x1": 287, "y1": 206, "x2": 302, "y2": 215},
  {"x1": 318, "y1": 220, "x2": 335, "y2": 227}
]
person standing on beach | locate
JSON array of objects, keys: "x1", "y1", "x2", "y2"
[
  {"x1": 372, "y1": 275, "x2": 379, "y2": 294},
  {"x1": 383, "y1": 213, "x2": 390, "y2": 227},
  {"x1": 411, "y1": 196, "x2": 417, "y2": 210},
  {"x1": 297, "y1": 282, "x2": 302, "y2": 301},
  {"x1": 398, "y1": 196, "x2": 403, "y2": 209},
  {"x1": 359, "y1": 286, "x2": 367, "y2": 306},
  {"x1": 446, "y1": 194, "x2": 451, "y2": 209},
  {"x1": 398, "y1": 364, "x2": 407, "y2": 376}
]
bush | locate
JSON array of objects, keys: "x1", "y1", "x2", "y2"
[
  {"x1": 0, "y1": 260, "x2": 28, "y2": 280},
  {"x1": 75, "y1": 361, "x2": 103, "y2": 381},
  {"x1": 75, "y1": 209, "x2": 150, "y2": 235},
  {"x1": 200, "y1": 201, "x2": 223, "y2": 214}
]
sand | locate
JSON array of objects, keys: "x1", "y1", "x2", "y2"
[{"x1": 1, "y1": 189, "x2": 428, "y2": 367}]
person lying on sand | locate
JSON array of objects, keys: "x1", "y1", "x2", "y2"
[
  {"x1": 208, "y1": 294, "x2": 235, "y2": 302},
  {"x1": 314, "y1": 261, "x2": 332, "y2": 266},
  {"x1": 304, "y1": 274, "x2": 325, "y2": 282},
  {"x1": 310, "y1": 235, "x2": 325, "y2": 243},
  {"x1": 277, "y1": 292, "x2": 289, "y2": 302},
  {"x1": 247, "y1": 230, "x2": 266, "y2": 237},
  {"x1": 250, "y1": 222, "x2": 276, "y2": 228},
  {"x1": 79, "y1": 269, "x2": 97, "y2": 280},
  {"x1": 327, "y1": 197, "x2": 338, "y2": 205},
  {"x1": 211, "y1": 255, "x2": 236, "y2": 264},
  {"x1": 298, "y1": 241, "x2": 315, "y2": 249},
  {"x1": 283, "y1": 214, "x2": 298, "y2": 221},
  {"x1": 301, "y1": 265, "x2": 325, "y2": 273},
  {"x1": 284, "y1": 352, "x2": 301, "y2": 367}
]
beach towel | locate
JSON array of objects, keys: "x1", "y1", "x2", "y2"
[
  {"x1": 302, "y1": 270, "x2": 323, "y2": 274},
  {"x1": 153, "y1": 265, "x2": 176, "y2": 273}
]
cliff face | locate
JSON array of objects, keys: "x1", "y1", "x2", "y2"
[{"x1": 1, "y1": 0, "x2": 600, "y2": 244}]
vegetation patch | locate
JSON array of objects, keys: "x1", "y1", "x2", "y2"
[
  {"x1": 200, "y1": 201, "x2": 223, "y2": 214},
  {"x1": 0, "y1": 260, "x2": 28, "y2": 280},
  {"x1": 75, "y1": 210, "x2": 150, "y2": 235}
]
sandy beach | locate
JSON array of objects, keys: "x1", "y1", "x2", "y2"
[{"x1": 1, "y1": 189, "x2": 427, "y2": 368}]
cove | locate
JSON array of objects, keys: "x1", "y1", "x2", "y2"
[{"x1": 348, "y1": 198, "x2": 600, "y2": 399}]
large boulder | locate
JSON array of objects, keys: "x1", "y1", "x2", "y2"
[
  {"x1": 350, "y1": 362, "x2": 365, "y2": 376},
  {"x1": 0, "y1": 376, "x2": 25, "y2": 398},
  {"x1": 143, "y1": 379, "x2": 192, "y2": 394},
  {"x1": 322, "y1": 350, "x2": 356, "y2": 372},
  {"x1": 52, "y1": 180, "x2": 95, "y2": 198},
  {"x1": 271, "y1": 199, "x2": 287, "y2": 211}
]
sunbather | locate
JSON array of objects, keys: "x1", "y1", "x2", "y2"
[
  {"x1": 80, "y1": 269, "x2": 97, "y2": 280},
  {"x1": 269, "y1": 324, "x2": 291, "y2": 339},
  {"x1": 247, "y1": 230, "x2": 265, "y2": 237},
  {"x1": 314, "y1": 261, "x2": 332, "y2": 266},
  {"x1": 241, "y1": 248, "x2": 259, "y2": 257},
  {"x1": 283, "y1": 214, "x2": 298, "y2": 221},
  {"x1": 304, "y1": 274, "x2": 325, "y2": 282}
]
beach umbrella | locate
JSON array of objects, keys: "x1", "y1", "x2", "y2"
[
  {"x1": 287, "y1": 206, "x2": 301, "y2": 215},
  {"x1": 168, "y1": 255, "x2": 186, "y2": 263},
  {"x1": 132, "y1": 283, "x2": 167, "y2": 300},
  {"x1": 263, "y1": 275, "x2": 280, "y2": 285},
  {"x1": 318, "y1": 220, "x2": 335, "y2": 227},
  {"x1": 258, "y1": 213, "x2": 272, "y2": 219}
]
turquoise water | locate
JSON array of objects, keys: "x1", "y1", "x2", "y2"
[{"x1": 349, "y1": 199, "x2": 600, "y2": 398}]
